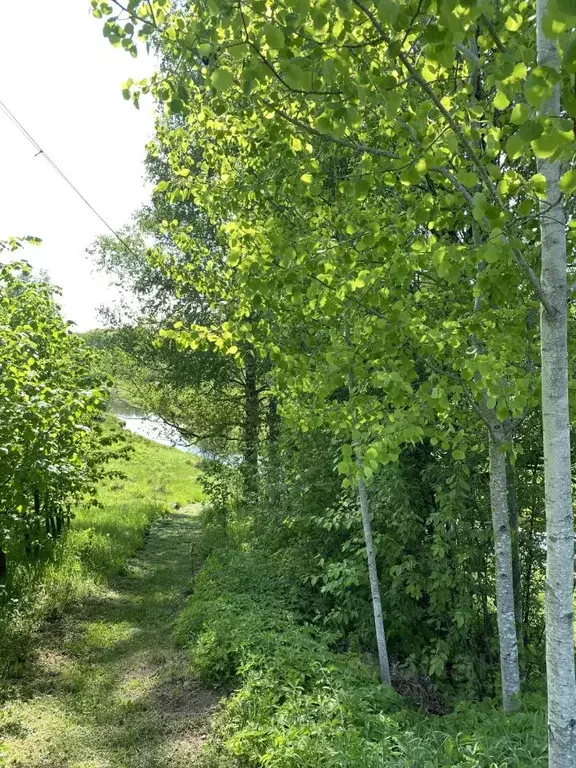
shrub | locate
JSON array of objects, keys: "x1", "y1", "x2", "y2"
[{"x1": 177, "y1": 545, "x2": 547, "y2": 768}]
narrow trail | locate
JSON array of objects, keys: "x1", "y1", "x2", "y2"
[{"x1": 0, "y1": 507, "x2": 220, "y2": 768}]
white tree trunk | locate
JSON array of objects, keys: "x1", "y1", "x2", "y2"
[
  {"x1": 345, "y1": 338, "x2": 391, "y2": 686},
  {"x1": 355, "y1": 455, "x2": 391, "y2": 685},
  {"x1": 536, "y1": 2, "x2": 576, "y2": 764},
  {"x1": 488, "y1": 429, "x2": 521, "y2": 712}
]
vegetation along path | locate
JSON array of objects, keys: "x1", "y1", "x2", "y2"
[{"x1": 0, "y1": 507, "x2": 220, "y2": 768}]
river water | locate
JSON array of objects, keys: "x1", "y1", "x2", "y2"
[{"x1": 108, "y1": 396, "x2": 201, "y2": 455}]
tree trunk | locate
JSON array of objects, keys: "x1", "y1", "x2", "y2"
[
  {"x1": 481, "y1": 555, "x2": 496, "y2": 696},
  {"x1": 355, "y1": 451, "x2": 391, "y2": 686},
  {"x1": 242, "y1": 347, "x2": 259, "y2": 504},
  {"x1": 488, "y1": 431, "x2": 521, "y2": 712},
  {"x1": 536, "y1": 4, "x2": 576, "y2": 765},
  {"x1": 0, "y1": 548, "x2": 6, "y2": 582},
  {"x1": 345, "y1": 347, "x2": 391, "y2": 686},
  {"x1": 266, "y1": 395, "x2": 281, "y2": 507},
  {"x1": 523, "y1": 488, "x2": 538, "y2": 646},
  {"x1": 473, "y1": 203, "x2": 522, "y2": 708},
  {"x1": 267, "y1": 395, "x2": 279, "y2": 463},
  {"x1": 55, "y1": 508, "x2": 64, "y2": 537},
  {"x1": 506, "y1": 459, "x2": 523, "y2": 646}
]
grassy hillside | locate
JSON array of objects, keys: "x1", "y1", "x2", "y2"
[{"x1": 0, "y1": 428, "x2": 204, "y2": 689}]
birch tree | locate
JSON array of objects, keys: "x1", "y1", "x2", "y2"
[{"x1": 536, "y1": 0, "x2": 576, "y2": 763}]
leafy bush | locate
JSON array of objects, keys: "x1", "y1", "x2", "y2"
[
  {"x1": 177, "y1": 545, "x2": 547, "y2": 767},
  {"x1": 0, "y1": 262, "x2": 125, "y2": 591}
]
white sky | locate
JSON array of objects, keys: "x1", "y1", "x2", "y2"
[{"x1": 0, "y1": 0, "x2": 155, "y2": 330}]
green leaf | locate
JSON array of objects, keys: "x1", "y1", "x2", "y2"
[
  {"x1": 312, "y1": 8, "x2": 328, "y2": 29},
  {"x1": 563, "y1": 93, "x2": 576, "y2": 117},
  {"x1": 482, "y1": 241, "x2": 501, "y2": 263},
  {"x1": 557, "y1": 0, "x2": 576, "y2": 16},
  {"x1": 505, "y1": 13, "x2": 522, "y2": 30},
  {"x1": 524, "y1": 72, "x2": 554, "y2": 108},
  {"x1": 505, "y1": 133, "x2": 524, "y2": 160},
  {"x1": 531, "y1": 131, "x2": 561, "y2": 159},
  {"x1": 283, "y1": 63, "x2": 308, "y2": 90},
  {"x1": 472, "y1": 192, "x2": 488, "y2": 222},
  {"x1": 517, "y1": 119, "x2": 544, "y2": 142},
  {"x1": 342, "y1": 444, "x2": 353, "y2": 459},
  {"x1": 211, "y1": 68, "x2": 234, "y2": 92},
  {"x1": 263, "y1": 22, "x2": 285, "y2": 49},
  {"x1": 456, "y1": 169, "x2": 478, "y2": 188},
  {"x1": 517, "y1": 198, "x2": 534, "y2": 216},
  {"x1": 385, "y1": 93, "x2": 402, "y2": 119},
  {"x1": 529, "y1": 173, "x2": 547, "y2": 199},
  {"x1": 168, "y1": 98, "x2": 184, "y2": 114},
  {"x1": 377, "y1": 0, "x2": 398, "y2": 25},
  {"x1": 563, "y1": 37, "x2": 576, "y2": 73},
  {"x1": 493, "y1": 91, "x2": 510, "y2": 110},
  {"x1": 560, "y1": 169, "x2": 576, "y2": 194},
  {"x1": 510, "y1": 103, "x2": 530, "y2": 124},
  {"x1": 543, "y1": 12, "x2": 568, "y2": 37},
  {"x1": 291, "y1": 136, "x2": 303, "y2": 151},
  {"x1": 227, "y1": 248, "x2": 241, "y2": 266},
  {"x1": 400, "y1": 165, "x2": 422, "y2": 185}
]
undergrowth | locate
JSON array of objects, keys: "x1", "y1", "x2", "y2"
[
  {"x1": 176, "y1": 510, "x2": 547, "y2": 768},
  {"x1": 0, "y1": 428, "x2": 203, "y2": 690}
]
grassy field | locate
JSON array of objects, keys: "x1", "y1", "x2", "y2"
[
  {"x1": 0, "y1": 510, "x2": 221, "y2": 768},
  {"x1": 0, "y1": 430, "x2": 218, "y2": 768},
  {"x1": 0, "y1": 429, "x2": 205, "y2": 688}
]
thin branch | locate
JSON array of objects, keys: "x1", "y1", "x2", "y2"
[
  {"x1": 456, "y1": 44, "x2": 480, "y2": 66},
  {"x1": 510, "y1": 247, "x2": 554, "y2": 313},
  {"x1": 146, "y1": 0, "x2": 157, "y2": 25},
  {"x1": 480, "y1": 13, "x2": 506, "y2": 53},
  {"x1": 434, "y1": 167, "x2": 476, "y2": 207},
  {"x1": 423, "y1": 357, "x2": 494, "y2": 433},
  {"x1": 238, "y1": 2, "x2": 341, "y2": 96},
  {"x1": 110, "y1": 0, "x2": 152, "y2": 26},
  {"x1": 349, "y1": 0, "x2": 552, "y2": 313},
  {"x1": 349, "y1": 0, "x2": 497, "y2": 199},
  {"x1": 271, "y1": 106, "x2": 399, "y2": 159},
  {"x1": 401, "y1": 0, "x2": 425, "y2": 49}
]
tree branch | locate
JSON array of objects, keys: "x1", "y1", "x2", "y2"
[
  {"x1": 348, "y1": 0, "x2": 552, "y2": 312},
  {"x1": 238, "y1": 2, "x2": 342, "y2": 97},
  {"x1": 480, "y1": 13, "x2": 506, "y2": 53},
  {"x1": 271, "y1": 105, "x2": 398, "y2": 159}
]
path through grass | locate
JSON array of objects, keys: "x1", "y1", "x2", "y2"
[{"x1": 0, "y1": 507, "x2": 220, "y2": 767}]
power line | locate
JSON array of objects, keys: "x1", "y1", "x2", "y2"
[{"x1": 0, "y1": 98, "x2": 141, "y2": 258}]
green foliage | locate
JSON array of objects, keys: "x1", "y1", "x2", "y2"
[
  {"x1": 177, "y1": 537, "x2": 547, "y2": 767},
  {"x1": 0, "y1": 262, "x2": 121, "y2": 591},
  {"x1": 91, "y1": 0, "x2": 574, "y2": 746},
  {"x1": 187, "y1": 409, "x2": 550, "y2": 696},
  {"x1": 0, "y1": 236, "x2": 41, "y2": 253}
]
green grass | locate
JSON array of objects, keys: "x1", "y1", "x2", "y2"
[
  {"x1": 0, "y1": 510, "x2": 221, "y2": 768},
  {"x1": 0, "y1": 430, "x2": 205, "y2": 687},
  {"x1": 67, "y1": 432, "x2": 205, "y2": 577},
  {"x1": 0, "y1": 432, "x2": 219, "y2": 767}
]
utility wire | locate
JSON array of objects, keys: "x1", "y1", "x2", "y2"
[{"x1": 0, "y1": 99, "x2": 141, "y2": 258}]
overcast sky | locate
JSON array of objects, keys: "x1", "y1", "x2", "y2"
[{"x1": 0, "y1": 0, "x2": 155, "y2": 330}]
